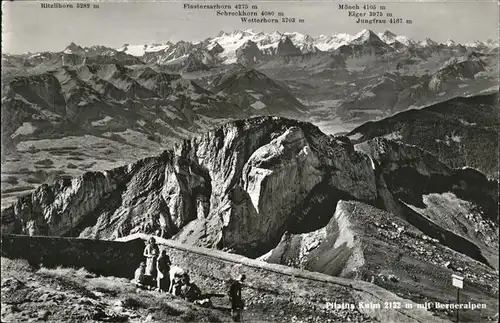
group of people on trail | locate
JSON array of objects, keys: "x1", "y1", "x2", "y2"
[
  {"x1": 132, "y1": 237, "x2": 178, "y2": 293},
  {"x1": 131, "y1": 237, "x2": 246, "y2": 321},
  {"x1": 132, "y1": 237, "x2": 172, "y2": 292}
]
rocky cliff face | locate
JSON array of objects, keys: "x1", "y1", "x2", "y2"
[
  {"x1": 263, "y1": 136, "x2": 498, "y2": 268},
  {"x1": 2, "y1": 117, "x2": 377, "y2": 256},
  {"x1": 257, "y1": 134, "x2": 498, "y2": 321},
  {"x1": 3, "y1": 118, "x2": 497, "y2": 258},
  {"x1": 3, "y1": 119, "x2": 497, "y2": 260}
]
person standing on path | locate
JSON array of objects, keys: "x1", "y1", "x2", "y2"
[
  {"x1": 156, "y1": 249, "x2": 171, "y2": 292},
  {"x1": 228, "y1": 274, "x2": 246, "y2": 322},
  {"x1": 143, "y1": 237, "x2": 159, "y2": 285}
]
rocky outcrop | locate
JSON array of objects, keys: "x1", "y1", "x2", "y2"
[
  {"x1": 5, "y1": 170, "x2": 127, "y2": 236},
  {"x1": 429, "y1": 56, "x2": 486, "y2": 92},
  {"x1": 264, "y1": 200, "x2": 499, "y2": 321},
  {"x1": 356, "y1": 138, "x2": 499, "y2": 268},
  {"x1": 235, "y1": 40, "x2": 263, "y2": 65},
  {"x1": 265, "y1": 200, "x2": 365, "y2": 277},
  {"x1": 2, "y1": 117, "x2": 377, "y2": 256},
  {"x1": 3, "y1": 117, "x2": 498, "y2": 321},
  {"x1": 3, "y1": 118, "x2": 497, "y2": 262}
]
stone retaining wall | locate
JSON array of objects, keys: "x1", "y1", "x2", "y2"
[
  {"x1": 1, "y1": 234, "x2": 144, "y2": 278},
  {"x1": 1, "y1": 233, "x2": 446, "y2": 323}
]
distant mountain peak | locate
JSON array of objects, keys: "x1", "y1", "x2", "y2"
[
  {"x1": 63, "y1": 42, "x2": 85, "y2": 54},
  {"x1": 8, "y1": 29, "x2": 496, "y2": 71},
  {"x1": 351, "y1": 29, "x2": 383, "y2": 45},
  {"x1": 443, "y1": 39, "x2": 457, "y2": 46},
  {"x1": 382, "y1": 30, "x2": 397, "y2": 37},
  {"x1": 420, "y1": 37, "x2": 438, "y2": 47},
  {"x1": 355, "y1": 29, "x2": 377, "y2": 38},
  {"x1": 276, "y1": 36, "x2": 301, "y2": 56},
  {"x1": 378, "y1": 30, "x2": 398, "y2": 44}
]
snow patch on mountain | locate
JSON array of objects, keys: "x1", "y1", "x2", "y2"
[
  {"x1": 419, "y1": 38, "x2": 439, "y2": 47},
  {"x1": 378, "y1": 30, "x2": 413, "y2": 46},
  {"x1": 348, "y1": 133, "x2": 363, "y2": 141},
  {"x1": 315, "y1": 33, "x2": 354, "y2": 51},
  {"x1": 91, "y1": 116, "x2": 114, "y2": 127},
  {"x1": 251, "y1": 101, "x2": 267, "y2": 110},
  {"x1": 117, "y1": 43, "x2": 172, "y2": 57},
  {"x1": 12, "y1": 122, "x2": 36, "y2": 137},
  {"x1": 351, "y1": 29, "x2": 374, "y2": 44},
  {"x1": 443, "y1": 39, "x2": 457, "y2": 47}
]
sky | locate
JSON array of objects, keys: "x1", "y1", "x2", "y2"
[{"x1": 2, "y1": 0, "x2": 499, "y2": 53}]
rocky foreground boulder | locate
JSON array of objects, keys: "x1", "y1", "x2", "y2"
[{"x1": 2, "y1": 117, "x2": 498, "y2": 265}]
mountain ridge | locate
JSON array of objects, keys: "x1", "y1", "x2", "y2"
[
  {"x1": 347, "y1": 92, "x2": 500, "y2": 178},
  {"x1": 4, "y1": 29, "x2": 498, "y2": 69}
]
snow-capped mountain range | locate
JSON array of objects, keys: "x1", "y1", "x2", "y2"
[
  {"x1": 113, "y1": 29, "x2": 498, "y2": 63},
  {"x1": 3, "y1": 28, "x2": 498, "y2": 74}
]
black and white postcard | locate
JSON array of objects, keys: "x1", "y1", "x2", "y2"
[{"x1": 1, "y1": 1, "x2": 499, "y2": 322}]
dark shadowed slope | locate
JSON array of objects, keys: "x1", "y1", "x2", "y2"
[
  {"x1": 209, "y1": 68, "x2": 307, "y2": 117},
  {"x1": 347, "y1": 92, "x2": 499, "y2": 178}
]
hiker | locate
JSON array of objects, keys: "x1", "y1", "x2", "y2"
[
  {"x1": 156, "y1": 249, "x2": 171, "y2": 292},
  {"x1": 143, "y1": 237, "x2": 159, "y2": 278},
  {"x1": 171, "y1": 272, "x2": 184, "y2": 296},
  {"x1": 131, "y1": 262, "x2": 146, "y2": 287},
  {"x1": 168, "y1": 266, "x2": 186, "y2": 294},
  {"x1": 228, "y1": 274, "x2": 246, "y2": 322},
  {"x1": 180, "y1": 273, "x2": 202, "y2": 302}
]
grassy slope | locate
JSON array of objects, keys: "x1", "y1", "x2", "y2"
[
  {"x1": 1, "y1": 258, "x2": 225, "y2": 323},
  {"x1": 1, "y1": 257, "x2": 375, "y2": 323}
]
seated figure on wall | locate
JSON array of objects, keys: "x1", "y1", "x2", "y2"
[
  {"x1": 180, "y1": 273, "x2": 202, "y2": 302},
  {"x1": 171, "y1": 272, "x2": 184, "y2": 296},
  {"x1": 131, "y1": 262, "x2": 146, "y2": 287}
]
